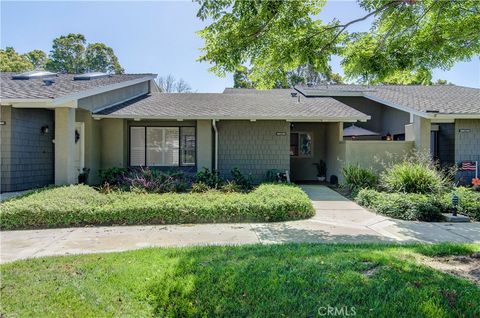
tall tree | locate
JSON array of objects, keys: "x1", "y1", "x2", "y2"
[
  {"x1": 196, "y1": 0, "x2": 480, "y2": 87},
  {"x1": 45, "y1": 33, "x2": 124, "y2": 74},
  {"x1": 85, "y1": 43, "x2": 124, "y2": 74},
  {"x1": 46, "y1": 33, "x2": 87, "y2": 73},
  {"x1": 157, "y1": 74, "x2": 192, "y2": 93},
  {"x1": 23, "y1": 50, "x2": 48, "y2": 70},
  {"x1": 0, "y1": 47, "x2": 33, "y2": 72},
  {"x1": 233, "y1": 64, "x2": 343, "y2": 88}
]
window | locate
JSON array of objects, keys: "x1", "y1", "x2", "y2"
[
  {"x1": 129, "y1": 126, "x2": 196, "y2": 167},
  {"x1": 290, "y1": 132, "x2": 312, "y2": 157}
]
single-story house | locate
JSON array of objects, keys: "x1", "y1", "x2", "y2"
[{"x1": 1, "y1": 70, "x2": 479, "y2": 192}]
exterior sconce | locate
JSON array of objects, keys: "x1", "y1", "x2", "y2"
[{"x1": 40, "y1": 125, "x2": 49, "y2": 135}]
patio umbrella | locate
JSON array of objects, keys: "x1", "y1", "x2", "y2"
[{"x1": 343, "y1": 124, "x2": 379, "y2": 137}]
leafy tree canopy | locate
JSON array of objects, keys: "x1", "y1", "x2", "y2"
[
  {"x1": 1, "y1": 33, "x2": 124, "y2": 74},
  {"x1": 0, "y1": 47, "x2": 33, "y2": 72},
  {"x1": 23, "y1": 50, "x2": 48, "y2": 70},
  {"x1": 46, "y1": 34, "x2": 124, "y2": 74},
  {"x1": 85, "y1": 43, "x2": 124, "y2": 74},
  {"x1": 196, "y1": 0, "x2": 480, "y2": 88},
  {"x1": 234, "y1": 64, "x2": 343, "y2": 88}
]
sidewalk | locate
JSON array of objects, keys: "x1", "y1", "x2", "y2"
[{"x1": 1, "y1": 185, "x2": 478, "y2": 263}]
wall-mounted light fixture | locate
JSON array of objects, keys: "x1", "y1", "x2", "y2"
[{"x1": 40, "y1": 125, "x2": 49, "y2": 135}]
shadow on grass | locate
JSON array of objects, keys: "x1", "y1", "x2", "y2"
[{"x1": 146, "y1": 244, "x2": 480, "y2": 318}]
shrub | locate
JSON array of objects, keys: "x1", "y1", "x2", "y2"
[
  {"x1": 98, "y1": 167, "x2": 128, "y2": 185},
  {"x1": 378, "y1": 152, "x2": 450, "y2": 194},
  {"x1": 0, "y1": 184, "x2": 315, "y2": 230},
  {"x1": 442, "y1": 187, "x2": 480, "y2": 221},
  {"x1": 191, "y1": 182, "x2": 210, "y2": 193},
  {"x1": 230, "y1": 167, "x2": 253, "y2": 191},
  {"x1": 342, "y1": 164, "x2": 378, "y2": 195},
  {"x1": 356, "y1": 189, "x2": 444, "y2": 221},
  {"x1": 195, "y1": 168, "x2": 222, "y2": 189},
  {"x1": 265, "y1": 169, "x2": 288, "y2": 183},
  {"x1": 220, "y1": 180, "x2": 242, "y2": 193},
  {"x1": 123, "y1": 168, "x2": 190, "y2": 193}
]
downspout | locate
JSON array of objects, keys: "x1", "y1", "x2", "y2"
[{"x1": 212, "y1": 119, "x2": 218, "y2": 170}]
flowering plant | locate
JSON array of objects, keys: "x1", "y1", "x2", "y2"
[{"x1": 472, "y1": 178, "x2": 480, "y2": 191}]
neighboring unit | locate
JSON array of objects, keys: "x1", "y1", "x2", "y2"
[{"x1": 1, "y1": 71, "x2": 479, "y2": 192}]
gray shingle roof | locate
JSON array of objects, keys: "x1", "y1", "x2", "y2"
[
  {"x1": 296, "y1": 85, "x2": 480, "y2": 115},
  {"x1": 0, "y1": 72, "x2": 155, "y2": 99},
  {"x1": 94, "y1": 92, "x2": 370, "y2": 121}
]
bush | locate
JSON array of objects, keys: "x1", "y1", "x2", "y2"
[
  {"x1": 124, "y1": 168, "x2": 190, "y2": 193},
  {"x1": 442, "y1": 187, "x2": 480, "y2": 221},
  {"x1": 356, "y1": 189, "x2": 444, "y2": 221},
  {"x1": 0, "y1": 184, "x2": 315, "y2": 230},
  {"x1": 220, "y1": 180, "x2": 242, "y2": 193},
  {"x1": 191, "y1": 182, "x2": 211, "y2": 193},
  {"x1": 195, "y1": 168, "x2": 222, "y2": 189},
  {"x1": 98, "y1": 167, "x2": 128, "y2": 185},
  {"x1": 379, "y1": 152, "x2": 450, "y2": 194},
  {"x1": 230, "y1": 167, "x2": 253, "y2": 191},
  {"x1": 342, "y1": 164, "x2": 378, "y2": 195}
]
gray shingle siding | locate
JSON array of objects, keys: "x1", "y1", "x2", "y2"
[
  {"x1": 455, "y1": 119, "x2": 480, "y2": 183},
  {"x1": 217, "y1": 120, "x2": 290, "y2": 182},
  {"x1": 1, "y1": 107, "x2": 54, "y2": 192}
]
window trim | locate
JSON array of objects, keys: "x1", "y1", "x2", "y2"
[
  {"x1": 290, "y1": 131, "x2": 314, "y2": 158},
  {"x1": 128, "y1": 125, "x2": 197, "y2": 168}
]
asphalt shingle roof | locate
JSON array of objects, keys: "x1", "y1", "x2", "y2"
[
  {"x1": 296, "y1": 85, "x2": 480, "y2": 115},
  {"x1": 0, "y1": 72, "x2": 155, "y2": 99},
  {"x1": 94, "y1": 92, "x2": 370, "y2": 121}
]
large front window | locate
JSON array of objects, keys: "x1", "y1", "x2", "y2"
[{"x1": 129, "y1": 126, "x2": 196, "y2": 167}]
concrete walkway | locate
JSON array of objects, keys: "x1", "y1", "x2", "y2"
[{"x1": 1, "y1": 185, "x2": 479, "y2": 263}]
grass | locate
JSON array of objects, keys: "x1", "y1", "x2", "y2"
[
  {"x1": 0, "y1": 183, "x2": 314, "y2": 230},
  {"x1": 1, "y1": 243, "x2": 479, "y2": 317}
]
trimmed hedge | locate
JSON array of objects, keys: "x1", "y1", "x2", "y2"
[
  {"x1": 442, "y1": 187, "x2": 480, "y2": 221},
  {"x1": 355, "y1": 189, "x2": 444, "y2": 221},
  {"x1": 0, "y1": 184, "x2": 314, "y2": 230}
]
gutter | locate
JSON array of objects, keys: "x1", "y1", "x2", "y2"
[{"x1": 212, "y1": 119, "x2": 218, "y2": 170}]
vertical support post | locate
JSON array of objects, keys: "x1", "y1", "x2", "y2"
[{"x1": 55, "y1": 107, "x2": 76, "y2": 185}]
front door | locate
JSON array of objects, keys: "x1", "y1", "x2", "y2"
[{"x1": 75, "y1": 122, "x2": 85, "y2": 175}]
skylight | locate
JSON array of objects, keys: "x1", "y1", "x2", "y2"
[
  {"x1": 11, "y1": 71, "x2": 57, "y2": 80},
  {"x1": 73, "y1": 72, "x2": 110, "y2": 80}
]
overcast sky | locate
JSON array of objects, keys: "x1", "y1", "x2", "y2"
[{"x1": 2, "y1": 0, "x2": 479, "y2": 91}]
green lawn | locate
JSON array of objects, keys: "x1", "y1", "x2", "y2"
[{"x1": 1, "y1": 243, "x2": 479, "y2": 317}]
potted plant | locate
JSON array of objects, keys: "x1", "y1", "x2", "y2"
[
  {"x1": 313, "y1": 160, "x2": 326, "y2": 182},
  {"x1": 78, "y1": 167, "x2": 90, "y2": 184}
]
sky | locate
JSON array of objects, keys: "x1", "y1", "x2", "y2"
[{"x1": 2, "y1": 1, "x2": 479, "y2": 92}]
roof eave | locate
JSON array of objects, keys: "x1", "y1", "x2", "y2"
[
  {"x1": 91, "y1": 114, "x2": 370, "y2": 122},
  {"x1": 52, "y1": 75, "x2": 157, "y2": 105}
]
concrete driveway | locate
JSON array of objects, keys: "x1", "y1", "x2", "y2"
[{"x1": 1, "y1": 185, "x2": 479, "y2": 263}]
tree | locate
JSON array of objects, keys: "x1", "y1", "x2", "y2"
[
  {"x1": 23, "y1": 50, "x2": 48, "y2": 70},
  {"x1": 233, "y1": 64, "x2": 343, "y2": 88},
  {"x1": 45, "y1": 33, "x2": 124, "y2": 74},
  {"x1": 85, "y1": 43, "x2": 124, "y2": 74},
  {"x1": 0, "y1": 47, "x2": 33, "y2": 72},
  {"x1": 46, "y1": 33, "x2": 87, "y2": 73},
  {"x1": 196, "y1": 0, "x2": 480, "y2": 88},
  {"x1": 157, "y1": 74, "x2": 192, "y2": 93}
]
